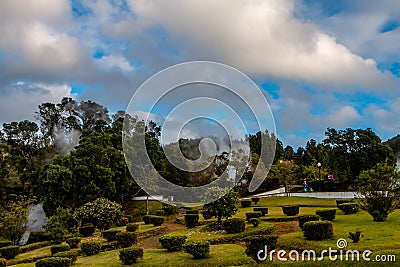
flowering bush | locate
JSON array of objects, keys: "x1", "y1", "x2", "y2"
[{"x1": 0, "y1": 258, "x2": 7, "y2": 267}]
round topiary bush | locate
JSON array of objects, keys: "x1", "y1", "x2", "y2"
[
  {"x1": 53, "y1": 251, "x2": 78, "y2": 264},
  {"x1": 297, "y1": 215, "x2": 320, "y2": 228},
  {"x1": 184, "y1": 214, "x2": 199, "y2": 228},
  {"x1": 119, "y1": 247, "x2": 144, "y2": 265},
  {"x1": 282, "y1": 205, "x2": 299, "y2": 216},
  {"x1": 126, "y1": 223, "x2": 139, "y2": 232},
  {"x1": 315, "y1": 209, "x2": 336, "y2": 221},
  {"x1": 183, "y1": 241, "x2": 210, "y2": 259},
  {"x1": 66, "y1": 237, "x2": 81, "y2": 249},
  {"x1": 240, "y1": 200, "x2": 252, "y2": 208},
  {"x1": 244, "y1": 235, "x2": 278, "y2": 263},
  {"x1": 35, "y1": 257, "x2": 71, "y2": 267},
  {"x1": 253, "y1": 207, "x2": 268, "y2": 216},
  {"x1": 303, "y1": 221, "x2": 333, "y2": 240},
  {"x1": 222, "y1": 218, "x2": 246, "y2": 234},
  {"x1": 0, "y1": 246, "x2": 19, "y2": 260},
  {"x1": 159, "y1": 235, "x2": 187, "y2": 252},
  {"x1": 116, "y1": 232, "x2": 137, "y2": 248},
  {"x1": 149, "y1": 216, "x2": 164, "y2": 226},
  {"x1": 103, "y1": 229, "x2": 121, "y2": 242},
  {"x1": 245, "y1": 212, "x2": 262, "y2": 222},
  {"x1": 338, "y1": 203, "x2": 358, "y2": 214},
  {"x1": 81, "y1": 241, "x2": 101, "y2": 256},
  {"x1": 79, "y1": 224, "x2": 95, "y2": 237},
  {"x1": 50, "y1": 244, "x2": 70, "y2": 256}
]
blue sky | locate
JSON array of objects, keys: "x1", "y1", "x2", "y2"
[{"x1": 0, "y1": 0, "x2": 399, "y2": 148}]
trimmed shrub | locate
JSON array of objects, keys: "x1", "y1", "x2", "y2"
[
  {"x1": 81, "y1": 241, "x2": 101, "y2": 256},
  {"x1": 0, "y1": 241, "x2": 12, "y2": 248},
  {"x1": 155, "y1": 209, "x2": 164, "y2": 216},
  {"x1": 119, "y1": 247, "x2": 143, "y2": 265},
  {"x1": 185, "y1": 210, "x2": 199, "y2": 215},
  {"x1": 159, "y1": 235, "x2": 187, "y2": 252},
  {"x1": 303, "y1": 221, "x2": 333, "y2": 240},
  {"x1": 142, "y1": 215, "x2": 151, "y2": 225},
  {"x1": 338, "y1": 203, "x2": 359, "y2": 214},
  {"x1": 251, "y1": 197, "x2": 260, "y2": 205},
  {"x1": 0, "y1": 246, "x2": 19, "y2": 260},
  {"x1": 116, "y1": 232, "x2": 137, "y2": 248},
  {"x1": 101, "y1": 241, "x2": 120, "y2": 251},
  {"x1": 126, "y1": 223, "x2": 139, "y2": 232},
  {"x1": 116, "y1": 216, "x2": 129, "y2": 227},
  {"x1": 201, "y1": 210, "x2": 212, "y2": 219},
  {"x1": 65, "y1": 237, "x2": 81, "y2": 249},
  {"x1": 28, "y1": 231, "x2": 51, "y2": 244},
  {"x1": 79, "y1": 224, "x2": 95, "y2": 237},
  {"x1": 282, "y1": 205, "x2": 299, "y2": 216},
  {"x1": 103, "y1": 229, "x2": 121, "y2": 242},
  {"x1": 124, "y1": 215, "x2": 134, "y2": 223},
  {"x1": 50, "y1": 244, "x2": 70, "y2": 255},
  {"x1": 240, "y1": 200, "x2": 252, "y2": 208},
  {"x1": 20, "y1": 241, "x2": 51, "y2": 254},
  {"x1": 53, "y1": 251, "x2": 77, "y2": 264},
  {"x1": 315, "y1": 209, "x2": 336, "y2": 221},
  {"x1": 336, "y1": 199, "x2": 352, "y2": 207},
  {"x1": 0, "y1": 258, "x2": 6, "y2": 267},
  {"x1": 244, "y1": 235, "x2": 278, "y2": 263},
  {"x1": 245, "y1": 212, "x2": 262, "y2": 222},
  {"x1": 163, "y1": 205, "x2": 179, "y2": 216},
  {"x1": 222, "y1": 218, "x2": 245, "y2": 234},
  {"x1": 297, "y1": 215, "x2": 320, "y2": 228},
  {"x1": 149, "y1": 216, "x2": 164, "y2": 226},
  {"x1": 35, "y1": 257, "x2": 71, "y2": 267},
  {"x1": 253, "y1": 207, "x2": 268, "y2": 216},
  {"x1": 249, "y1": 218, "x2": 260, "y2": 227},
  {"x1": 184, "y1": 214, "x2": 199, "y2": 228},
  {"x1": 183, "y1": 241, "x2": 210, "y2": 259}
]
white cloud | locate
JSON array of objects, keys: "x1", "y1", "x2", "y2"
[{"x1": 96, "y1": 54, "x2": 135, "y2": 72}]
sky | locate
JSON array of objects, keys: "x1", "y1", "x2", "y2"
[{"x1": 0, "y1": 0, "x2": 400, "y2": 148}]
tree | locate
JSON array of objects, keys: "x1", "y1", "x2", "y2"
[
  {"x1": 202, "y1": 187, "x2": 239, "y2": 224},
  {"x1": 355, "y1": 163, "x2": 400, "y2": 222},
  {"x1": 44, "y1": 207, "x2": 77, "y2": 244}
]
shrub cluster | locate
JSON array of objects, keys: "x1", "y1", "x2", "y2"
[
  {"x1": 245, "y1": 212, "x2": 262, "y2": 222},
  {"x1": 35, "y1": 257, "x2": 71, "y2": 267},
  {"x1": 66, "y1": 237, "x2": 81, "y2": 249},
  {"x1": 155, "y1": 209, "x2": 164, "y2": 216},
  {"x1": 297, "y1": 215, "x2": 320, "y2": 228},
  {"x1": 81, "y1": 241, "x2": 101, "y2": 256},
  {"x1": 222, "y1": 218, "x2": 245, "y2": 234},
  {"x1": 282, "y1": 205, "x2": 299, "y2": 216},
  {"x1": 249, "y1": 218, "x2": 260, "y2": 227},
  {"x1": 79, "y1": 224, "x2": 95, "y2": 237},
  {"x1": 244, "y1": 235, "x2": 278, "y2": 262},
  {"x1": 338, "y1": 203, "x2": 358, "y2": 214},
  {"x1": 19, "y1": 241, "x2": 51, "y2": 254},
  {"x1": 28, "y1": 231, "x2": 51, "y2": 244},
  {"x1": 183, "y1": 241, "x2": 210, "y2": 259},
  {"x1": 119, "y1": 247, "x2": 144, "y2": 265},
  {"x1": 125, "y1": 223, "x2": 139, "y2": 232},
  {"x1": 185, "y1": 209, "x2": 199, "y2": 215},
  {"x1": 103, "y1": 229, "x2": 121, "y2": 242},
  {"x1": 253, "y1": 207, "x2": 268, "y2": 216},
  {"x1": 0, "y1": 241, "x2": 12, "y2": 248},
  {"x1": 336, "y1": 199, "x2": 352, "y2": 207},
  {"x1": 0, "y1": 246, "x2": 19, "y2": 259},
  {"x1": 240, "y1": 200, "x2": 252, "y2": 208},
  {"x1": 315, "y1": 209, "x2": 336, "y2": 221},
  {"x1": 184, "y1": 214, "x2": 199, "y2": 228},
  {"x1": 201, "y1": 210, "x2": 213, "y2": 219},
  {"x1": 159, "y1": 235, "x2": 187, "y2": 252},
  {"x1": 163, "y1": 205, "x2": 179, "y2": 216},
  {"x1": 50, "y1": 244, "x2": 70, "y2": 256},
  {"x1": 101, "y1": 241, "x2": 120, "y2": 251},
  {"x1": 116, "y1": 232, "x2": 137, "y2": 248},
  {"x1": 303, "y1": 221, "x2": 333, "y2": 240},
  {"x1": 149, "y1": 216, "x2": 164, "y2": 226},
  {"x1": 142, "y1": 215, "x2": 151, "y2": 225},
  {"x1": 53, "y1": 251, "x2": 77, "y2": 264}
]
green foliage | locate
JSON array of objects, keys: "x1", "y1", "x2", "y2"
[
  {"x1": 0, "y1": 199, "x2": 31, "y2": 245},
  {"x1": 19, "y1": 241, "x2": 51, "y2": 254},
  {"x1": 28, "y1": 231, "x2": 51, "y2": 244},
  {"x1": 184, "y1": 214, "x2": 199, "y2": 228},
  {"x1": 249, "y1": 218, "x2": 260, "y2": 227},
  {"x1": 159, "y1": 235, "x2": 187, "y2": 252},
  {"x1": 73, "y1": 198, "x2": 122, "y2": 230},
  {"x1": 303, "y1": 221, "x2": 333, "y2": 240},
  {"x1": 240, "y1": 200, "x2": 252, "y2": 208},
  {"x1": 0, "y1": 245, "x2": 19, "y2": 259},
  {"x1": 185, "y1": 210, "x2": 199, "y2": 215},
  {"x1": 282, "y1": 205, "x2": 299, "y2": 216},
  {"x1": 149, "y1": 216, "x2": 164, "y2": 226},
  {"x1": 315, "y1": 209, "x2": 337, "y2": 221},
  {"x1": 245, "y1": 212, "x2": 262, "y2": 222},
  {"x1": 297, "y1": 215, "x2": 320, "y2": 228},
  {"x1": 155, "y1": 209, "x2": 164, "y2": 216},
  {"x1": 103, "y1": 229, "x2": 121, "y2": 242},
  {"x1": 35, "y1": 257, "x2": 71, "y2": 267},
  {"x1": 65, "y1": 237, "x2": 81, "y2": 249},
  {"x1": 45, "y1": 208, "x2": 76, "y2": 244},
  {"x1": 336, "y1": 199, "x2": 352, "y2": 207},
  {"x1": 338, "y1": 203, "x2": 359, "y2": 214},
  {"x1": 202, "y1": 187, "x2": 239, "y2": 223},
  {"x1": 251, "y1": 197, "x2": 260, "y2": 205},
  {"x1": 53, "y1": 251, "x2": 77, "y2": 264},
  {"x1": 125, "y1": 223, "x2": 139, "y2": 232},
  {"x1": 162, "y1": 205, "x2": 179, "y2": 216},
  {"x1": 0, "y1": 258, "x2": 6, "y2": 267},
  {"x1": 348, "y1": 228, "x2": 363, "y2": 243},
  {"x1": 244, "y1": 235, "x2": 278, "y2": 263},
  {"x1": 119, "y1": 247, "x2": 144, "y2": 265},
  {"x1": 79, "y1": 224, "x2": 95, "y2": 237},
  {"x1": 355, "y1": 163, "x2": 400, "y2": 221},
  {"x1": 183, "y1": 241, "x2": 210, "y2": 259},
  {"x1": 50, "y1": 244, "x2": 70, "y2": 256},
  {"x1": 253, "y1": 207, "x2": 268, "y2": 216},
  {"x1": 101, "y1": 241, "x2": 120, "y2": 252},
  {"x1": 0, "y1": 241, "x2": 12, "y2": 248},
  {"x1": 116, "y1": 232, "x2": 137, "y2": 248},
  {"x1": 80, "y1": 241, "x2": 101, "y2": 256},
  {"x1": 142, "y1": 215, "x2": 151, "y2": 225},
  {"x1": 201, "y1": 210, "x2": 212, "y2": 219},
  {"x1": 223, "y1": 218, "x2": 245, "y2": 234}
]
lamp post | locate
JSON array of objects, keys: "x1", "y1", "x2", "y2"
[{"x1": 317, "y1": 162, "x2": 322, "y2": 192}]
